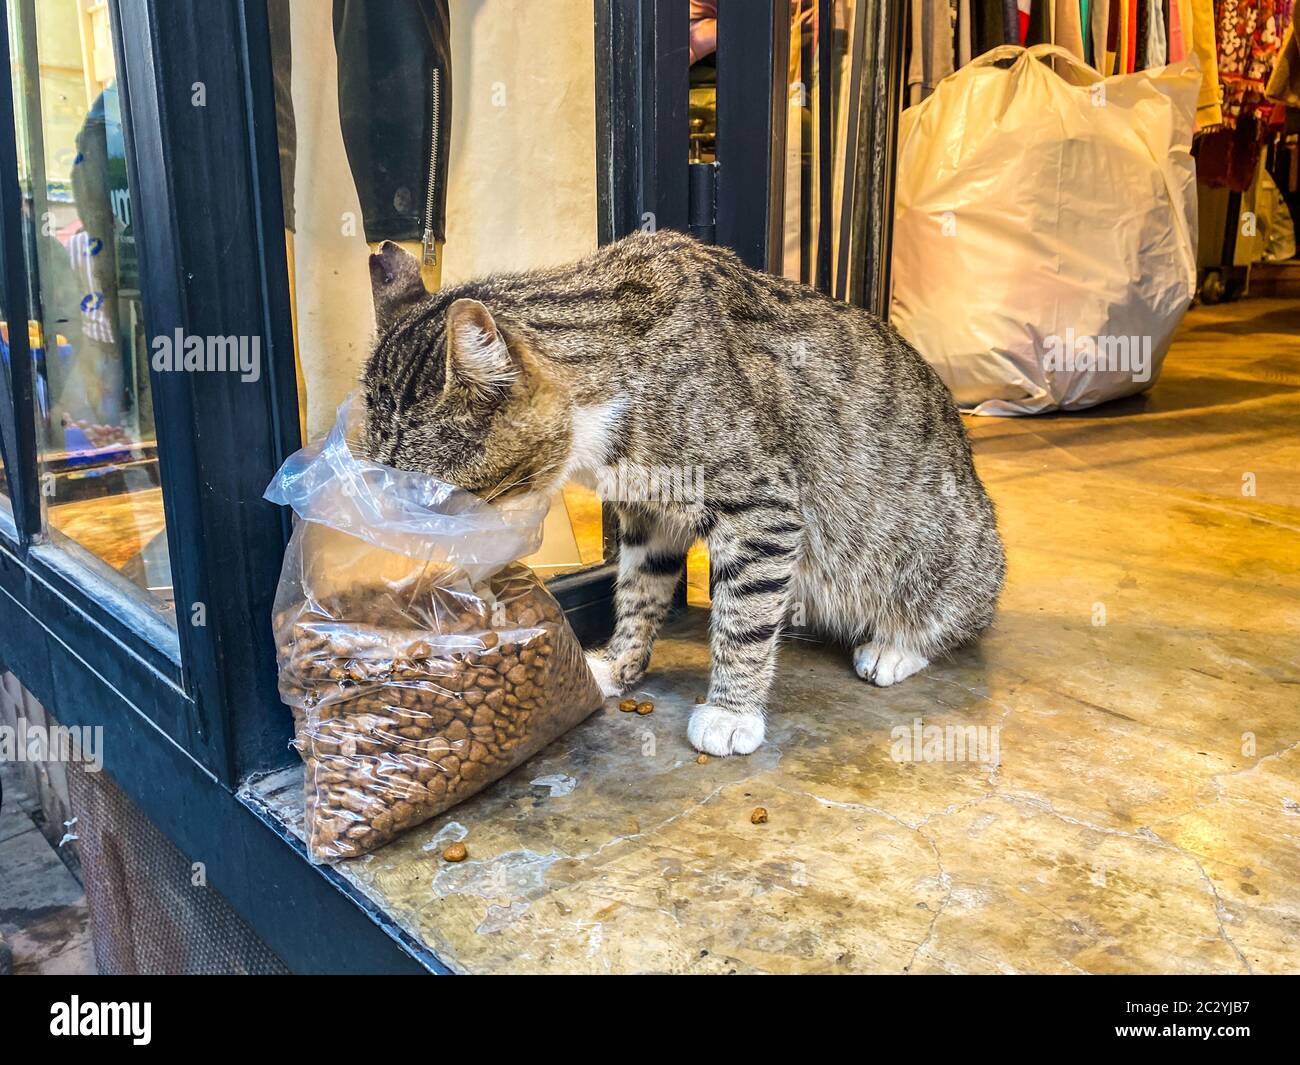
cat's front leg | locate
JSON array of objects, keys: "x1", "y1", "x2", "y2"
[
  {"x1": 688, "y1": 501, "x2": 800, "y2": 756},
  {"x1": 585, "y1": 508, "x2": 689, "y2": 698}
]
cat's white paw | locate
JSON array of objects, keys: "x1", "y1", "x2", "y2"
[
  {"x1": 584, "y1": 652, "x2": 623, "y2": 699},
  {"x1": 853, "y1": 642, "x2": 929, "y2": 687},
  {"x1": 687, "y1": 704, "x2": 766, "y2": 756}
]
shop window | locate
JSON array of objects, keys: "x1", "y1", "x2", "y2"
[
  {"x1": 269, "y1": 0, "x2": 604, "y2": 580},
  {"x1": 5, "y1": 0, "x2": 173, "y2": 614}
]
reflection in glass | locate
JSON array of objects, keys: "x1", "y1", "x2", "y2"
[
  {"x1": 271, "y1": 1, "x2": 603, "y2": 578},
  {"x1": 7, "y1": 0, "x2": 172, "y2": 613}
]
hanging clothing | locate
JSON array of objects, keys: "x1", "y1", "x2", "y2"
[
  {"x1": 973, "y1": 0, "x2": 1013, "y2": 54},
  {"x1": 1216, "y1": 0, "x2": 1294, "y2": 126},
  {"x1": 1057, "y1": 0, "x2": 1088, "y2": 58},
  {"x1": 1026, "y1": 0, "x2": 1050, "y2": 44},
  {"x1": 1167, "y1": 0, "x2": 1191, "y2": 62},
  {"x1": 958, "y1": 0, "x2": 975, "y2": 65},
  {"x1": 1266, "y1": 23, "x2": 1300, "y2": 105},
  {"x1": 1102, "y1": 0, "x2": 1127, "y2": 74},
  {"x1": 1145, "y1": 0, "x2": 1167, "y2": 66},
  {"x1": 1134, "y1": 0, "x2": 1150, "y2": 68},
  {"x1": 333, "y1": 0, "x2": 453, "y2": 246},
  {"x1": 908, "y1": 0, "x2": 956, "y2": 103},
  {"x1": 1200, "y1": 0, "x2": 1292, "y2": 185},
  {"x1": 1003, "y1": 0, "x2": 1021, "y2": 43},
  {"x1": 909, "y1": 0, "x2": 924, "y2": 102},
  {"x1": 1091, "y1": 0, "x2": 1111, "y2": 71},
  {"x1": 1189, "y1": 0, "x2": 1224, "y2": 128},
  {"x1": 1196, "y1": 116, "x2": 1266, "y2": 189},
  {"x1": 1023, "y1": 0, "x2": 1086, "y2": 57},
  {"x1": 1127, "y1": 0, "x2": 1139, "y2": 71}
]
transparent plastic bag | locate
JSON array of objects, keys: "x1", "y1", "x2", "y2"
[{"x1": 265, "y1": 398, "x2": 603, "y2": 861}]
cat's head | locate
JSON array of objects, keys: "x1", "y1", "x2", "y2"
[{"x1": 360, "y1": 242, "x2": 576, "y2": 501}]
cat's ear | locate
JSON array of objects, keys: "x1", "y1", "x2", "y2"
[
  {"x1": 369, "y1": 241, "x2": 426, "y2": 333},
  {"x1": 445, "y1": 298, "x2": 517, "y2": 396}
]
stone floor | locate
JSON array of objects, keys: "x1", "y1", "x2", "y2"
[
  {"x1": 0, "y1": 762, "x2": 95, "y2": 975},
  {"x1": 250, "y1": 295, "x2": 1300, "y2": 974}
]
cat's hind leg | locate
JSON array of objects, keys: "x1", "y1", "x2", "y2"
[
  {"x1": 849, "y1": 573, "x2": 998, "y2": 687},
  {"x1": 585, "y1": 508, "x2": 690, "y2": 698},
  {"x1": 852, "y1": 640, "x2": 929, "y2": 687}
]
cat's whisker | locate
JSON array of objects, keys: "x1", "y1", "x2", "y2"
[{"x1": 484, "y1": 461, "x2": 559, "y2": 502}]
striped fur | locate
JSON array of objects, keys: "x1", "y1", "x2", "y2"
[{"x1": 362, "y1": 232, "x2": 1005, "y2": 756}]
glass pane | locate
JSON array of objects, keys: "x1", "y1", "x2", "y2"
[
  {"x1": 269, "y1": 0, "x2": 603, "y2": 577},
  {"x1": 7, "y1": 0, "x2": 173, "y2": 614}
]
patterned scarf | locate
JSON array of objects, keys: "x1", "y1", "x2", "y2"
[{"x1": 1217, "y1": 0, "x2": 1294, "y2": 124}]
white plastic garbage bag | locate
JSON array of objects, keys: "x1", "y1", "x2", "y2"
[{"x1": 890, "y1": 44, "x2": 1200, "y2": 414}]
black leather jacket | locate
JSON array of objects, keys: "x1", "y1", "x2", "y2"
[{"x1": 333, "y1": 0, "x2": 452, "y2": 255}]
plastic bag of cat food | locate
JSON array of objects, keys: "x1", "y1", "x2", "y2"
[{"x1": 264, "y1": 397, "x2": 603, "y2": 862}]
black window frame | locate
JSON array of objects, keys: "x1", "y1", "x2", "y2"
[{"x1": 0, "y1": 0, "x2": 300, "y2": 785}]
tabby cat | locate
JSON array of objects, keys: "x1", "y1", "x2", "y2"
[{"x1": 362, "y1": 231, "x2": 1005, "y2": 756}]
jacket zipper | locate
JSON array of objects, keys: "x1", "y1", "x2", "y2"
[{"x1": 422, "y1": 66, "x2": 442, "y2": 268}]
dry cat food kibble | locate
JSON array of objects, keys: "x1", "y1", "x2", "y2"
[
  {"x1": 442, "y1": 842, "x2": 468, "y2": 863},
  {"x1": 618, "y1": 699, "x2": 638, "y2": 713},
  {"x1": 275, "y1": 562, "x2": 603, "y2": 861},
  {"x1": 696, "y1": 754, "x2": 709, "y2": 765},
  {"x1": 750, "y1": 807, "x2": 769, "y2": 825},
  {"x1": 636, "y1": 701, "x2": 655, "y2": 716}
]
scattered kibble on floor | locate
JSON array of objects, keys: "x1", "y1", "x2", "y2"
[
  {"x1": 636, "y1": 701, "x2": 654, "y2": 715},
  {"x1": 696, "y1": 754, "x2": 709, "y2": 764},
  {"x1": 618, "y1": 698, "x2": 637, "y2": 712},
  {"x1": 442, "y1": 842, "x2": 468, "y2": 862},
  {"x1": 750, "y1": 807, "x2": 768, "y2": 825}
]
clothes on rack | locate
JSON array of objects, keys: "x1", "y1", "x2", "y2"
[
  {"x1": 1197, "y1": 115, "x2": 1267, "y2": 187},
  {"x1": 1167, "y1": 0, "x2": 1189, "y2": 63},
  {"x1": 1267, "y1": 23, "x2": 1300, "y2": 105},
  {"x1": 1091, "y1": 0, "x2": 1111, "y2": 69},
  {"x1": 906, "y1": 0, "x2": 1296, "y2": 149},
  {"x1": 1188, "y1": 0, "x2": 1224, "y2": 126},
  {"x1": 1217, "y1": 0, "x2": 1292, "y2": 126},
  {"x1": 1057, "y1": 0, "x2": 1088, "y2": 59},
  {"x1": 908, "y1": 0, "x2": 957, "y2": 103},
  {"x1": 1146, "y1": 0, "x2": 1168, "y2": 66},
  {"x1": 958, "y1": 0, "x2": 975, "y2": 64},
  {"x1": 1196, "y1": 0, "x2": 1295, "y2": 189}
]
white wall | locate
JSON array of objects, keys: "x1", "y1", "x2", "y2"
[{"x1": 288, "y1": 0, "x2": 599, "y2": 440}]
